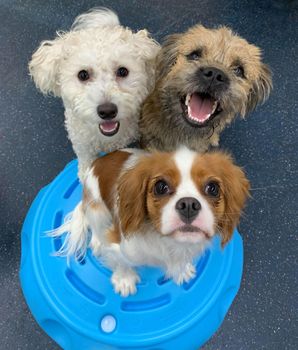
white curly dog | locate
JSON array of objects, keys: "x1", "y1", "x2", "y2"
[{"x1": 29, "y1": 8, "x2": 160, "y2": 179}]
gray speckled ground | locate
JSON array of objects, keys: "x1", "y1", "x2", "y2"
[{"x1": 0, "y1": 0, "x2": 297, "y2": 349}]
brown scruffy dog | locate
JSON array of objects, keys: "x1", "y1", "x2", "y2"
[{"x1": 139, "y1": 25, "x2": 272, "y2": 151}]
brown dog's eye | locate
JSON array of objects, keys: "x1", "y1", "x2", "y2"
[
  {"x1": 116, "y1": 67, "x2": 129, "y2": 78},
  {"x1": 78, "y1": 70, "x2": 90, "y2": 81},
  {"x1": 154, "y1": 180, "x2": 171, "y2": 196},
  {"x1": 186, "y1": 50, "x2": 202, "y2": 61},
  {"x1": 205, "y1": 181, "x2": 220, "y2": 197},
  {"x1": 233, "y1": 66, "x2": 245, "y2": 78}
]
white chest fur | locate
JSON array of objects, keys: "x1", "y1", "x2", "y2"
[{"x1": 119, "y1": 231, "x2": 209, "y2": 273}]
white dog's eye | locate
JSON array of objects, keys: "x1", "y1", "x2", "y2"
[
  {"x1": 78, "y1": 70, "x2": 90, "y2": 81},
  {"x1": 116, "y1": 67, "x2": 129, "y2": 78}
]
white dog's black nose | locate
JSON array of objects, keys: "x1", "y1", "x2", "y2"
[
  {"x1": 97, "y1": 103, "x2": 118, "y2": 120},
  {"x1": 175, "y1": 197, "x2": 201, "y2": 224}
]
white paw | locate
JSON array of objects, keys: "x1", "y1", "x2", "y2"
[
  {"x1": 173, "y1": 263, "x2": 196, "y2": 285},
  {"x1": 111, "y1": 269, "x2": 140, "y2": 297}
]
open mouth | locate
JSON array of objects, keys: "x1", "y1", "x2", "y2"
[
  {"x1": 99, "y1": 121, "x2": 120, "y2": 136},
  {"x1": 180, "y1": 92, "x2": 222, "y2": 127}
]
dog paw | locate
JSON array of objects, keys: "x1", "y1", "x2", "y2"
[
  {"x1": 173, "y1": 263, "x2": 196, "y2": 285},
  {"x1": 111, "y1": 269, "x2": 140, "y2": 297}
]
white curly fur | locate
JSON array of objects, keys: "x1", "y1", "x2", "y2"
[{"x1": 29, "y1": 8, "x2": 160, "y2": 179}]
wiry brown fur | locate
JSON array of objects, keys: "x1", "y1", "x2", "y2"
[{"x1": 139, "y1": 25, "x2": 272, "y2": 152}]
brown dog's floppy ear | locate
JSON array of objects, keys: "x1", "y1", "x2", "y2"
[
  {"x1": 29, "y1": 36, "x2": 64, "y2": 96},
  {"x1": 217, "y1": 156, "x2": 250, "y2": 247},
  {"x1": 156, "y1": 34, "x2": 182, "y2": 79},
  {"x1": 117, "y1": 159, "x2": 150, "y2": 235},
  {"x1": 245, "y1": 63, "x2": 272, "y2": 114}
]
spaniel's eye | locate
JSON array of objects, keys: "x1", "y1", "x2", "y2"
[
  {"x1": 186, "y1": 50, "x2": 202, "y2": 61},
  {"x1": 78, "y1": 70, "x2": 90, "y2": 81},
  {"x1": 205, "y1": 181, "x2": 220, "y2": 197},
  {"x1": 154, "y1": 180, "x2": 171, "y2": 196},
  {"x1": 116, "y1": 67, "x2": 129, "y2": 78},
  {"x1": 233, "y1": 65, "x2": 245, "y2": 78}
]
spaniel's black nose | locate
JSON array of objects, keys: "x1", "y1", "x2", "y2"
[{"x1": 175, "y1": 197, "x2": 201, "y2": 223}]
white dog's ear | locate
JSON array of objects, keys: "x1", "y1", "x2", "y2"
[
  {"x1": 134, "y1": 30, "x2": 160, "y2": 90},
  {"x1": 71, "y1": 7, "x2": 120, "y2": 31},
  {"x1": 134, "y1": 30, "x2": 160, "y2": 61},
  {"x1": 29, "y1": 37, "x2": 63, "y2": 96}
]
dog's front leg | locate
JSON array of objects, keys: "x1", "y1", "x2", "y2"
[
  {"x1": 167, "y1": 262, "x2": 197, "y2": 286},
  {"x1": 77, "y1": 154, "x2": 98, "y2": 182},
  {"x1": 102, "y1": 243, "x2": 140, "y2": 297},
  {"x1": 65, "y1": 113, "x2": 99, "y2": 181},
  {"x1": 111, "y1": 266, "x2": 140, "y2": 297}
]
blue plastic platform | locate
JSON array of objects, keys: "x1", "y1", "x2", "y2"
[{"x1": 20, "y1": 159, "x2": 244, "y2": 350}]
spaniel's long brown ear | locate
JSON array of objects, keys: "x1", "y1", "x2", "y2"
[
  {"x1": 156, "y1": 34, "x2": 182, "y2": 79},
  {"x1": 245, "y1": 63, "x2": 272, "y2": 115},
  {"x1": 117, "y1": 158, "x2": 151, "y2": 235},
  {"x1": 217, "y1": 155, "x2": 250, "y2": 247}
]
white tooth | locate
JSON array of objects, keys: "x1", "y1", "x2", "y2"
[
  {"x1": 187, "y1": 105, "x2": 191, "y2": 116},
  {"x1": 211, "y1": 101, "x2": 218, "y2": 114},
  {"x1": 185, "y1": 94, "x2": 191, "y2": 106}
]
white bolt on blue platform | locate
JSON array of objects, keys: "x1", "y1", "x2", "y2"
[
  {"x1": 101, "y1": 315, "x2": 117, "y2": 334},
  {"x1": 20, "y1": 159, "x2": 243, "y2": 350}
]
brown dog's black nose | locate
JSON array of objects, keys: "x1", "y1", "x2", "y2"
[
  {"x1": 175, "y1": 197, "x2": 201, "y2": 224},
  {"x1": 97, "y1": 103, "x2": 118, "y2": 120},
  {"x1": 198, "y1": 67, "x2": 229, "y2": 91}
]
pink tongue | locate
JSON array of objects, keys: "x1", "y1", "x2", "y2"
[
  {"x1": 100, "y1": 121, "x2": 118, "y2": 132},
  {"x1": 188, "y1": 93, "x2": 214, "y2": 122}
]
